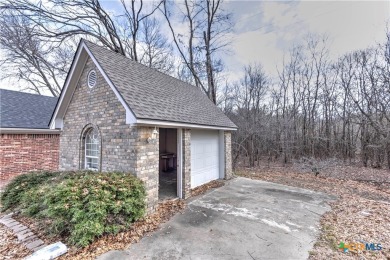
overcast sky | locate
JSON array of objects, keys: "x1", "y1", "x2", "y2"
[
  {"x1": 1, "y1": 1, "x2": 389, "y2": 93},
  {"x1": 222, "y1": 0, "x2": 389, "y2": 81}
]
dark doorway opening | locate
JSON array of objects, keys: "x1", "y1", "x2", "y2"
[{"x1": 159, "y1": 128, "x2": 177, "y2": 200}]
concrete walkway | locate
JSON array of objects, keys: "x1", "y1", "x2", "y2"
[{"x1": 98, "y1": 177, "x2": 335, "y2": 260}]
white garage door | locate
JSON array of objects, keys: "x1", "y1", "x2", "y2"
[{"x1": 191, "y1": 129, "x2": 220, "y2": 188}]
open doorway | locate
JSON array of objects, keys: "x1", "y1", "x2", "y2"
[{"x1": 159, "y1": 128, "x2": 177, "y2": 200}]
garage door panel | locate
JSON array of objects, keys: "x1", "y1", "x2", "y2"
[{"x1": 191, "y1": 129, "x2": 220, "y2": 188}]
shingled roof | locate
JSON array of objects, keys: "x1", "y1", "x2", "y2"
[
  {"x1": 83, "y1": 40, "x2": 236, "y2": 129},
  {"x1": 0, "y1": 89, "x2": 57, "y2": 129}
]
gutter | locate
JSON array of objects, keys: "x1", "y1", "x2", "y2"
[
  {"x1": 0, "y1": 128, "x2": 61, "y2": 134},
  {"x1": 136, "y1": 119, "x2": 237, "y2": 131}
]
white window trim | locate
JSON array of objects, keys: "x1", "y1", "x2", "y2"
[{"x1": 84, "y1": 130, "x2": 99, "y2": 171}]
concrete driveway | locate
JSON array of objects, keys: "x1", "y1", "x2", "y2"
[{"x1": 98, "y1": 177, "x2": 334, "y2": 260}]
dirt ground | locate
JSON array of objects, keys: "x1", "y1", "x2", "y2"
[{"x1": 237, "y1": 163, "x2": 390, "y2": 260}]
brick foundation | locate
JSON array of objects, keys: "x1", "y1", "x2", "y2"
[{"x1": 0, "y1": 134, "x2": 59, "y2": 186}]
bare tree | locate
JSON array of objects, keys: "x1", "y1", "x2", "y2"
[
  {"x1": 229, "y1": 32, "x2": 390, "y2": 170},
  {"x1": 0, "y1": 0, "x2": 174, "y2": 94},
  {"x1": 0, "y1": 12, "x2": 70, "y2": 96},
  {"x1": 345, "y1": 48, "x2": 390, "y2": 168},
  {"x1": 1, "y1": 0, "x2": 126, "y2": 54},
  {"x1": 119, "y1": 0, "x2": 163, "y2": 61},
  {"x1": 230, "y1": 63, "x2": 270, "y2": 167},
  {"x1": 162, "y1": 0, "x2": 232, "y2": 104},
  {"x1": 138, "y1": 17, "x2": 174, "y2": 73}
]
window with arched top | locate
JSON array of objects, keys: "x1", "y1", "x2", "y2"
[{"x1": 84, "y1": 128, "x2": 100, "y2": 170}]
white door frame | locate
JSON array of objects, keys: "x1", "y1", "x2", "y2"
[{"x1": 176, "y1": 128, "x2": 183, "y2": 199}]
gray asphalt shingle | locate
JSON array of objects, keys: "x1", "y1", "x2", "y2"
[
  {"x1": 0, "y1": 89, "x2": 57, "y2": 129},
  {"x1": 84, "y1": 40, "x2": 236, "y2": 129}
]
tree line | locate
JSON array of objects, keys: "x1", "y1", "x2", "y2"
[
  {"x1": 0, "y1": 0, "x2": 389, "y2": 169},
  {"x1": 223, "y1": 34, "x2": 390, "y2": 169}
]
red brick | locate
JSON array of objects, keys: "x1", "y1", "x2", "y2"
[{"x1": 0, "y1": 134, "x2": 59, "y2": 186}]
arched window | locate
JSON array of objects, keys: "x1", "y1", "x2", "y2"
[{"x1": 85, "y1": 128, "x2": 100, "y2": 170}]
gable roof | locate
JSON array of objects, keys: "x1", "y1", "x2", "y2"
[
  {"x1": 50, "y1": 39, "x2": 236, "y2": 130},
  {"x1": 0, "y1": 89, "x2": 57, "y2": 129},
  {"x1": 83, "y1": 41, "x2": 236, "y2": 129}
]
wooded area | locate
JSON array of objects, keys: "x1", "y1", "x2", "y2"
[
  {"x1": 0, "y1": 0, "x2": 389, "y2": 169},
  {"x1": 225, "y1": 34, "x2": 390, "y2": 169}
]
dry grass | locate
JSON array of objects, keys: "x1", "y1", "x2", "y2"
[{"x1": 237, "y1": 164, "x2": 390, "y2": 260}]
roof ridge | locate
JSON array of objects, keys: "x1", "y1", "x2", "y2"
[
  {"x1": 81, "y1": 39, "x2": 199, "y2": 91},
  {"x1": 80, "y1": 39, "x2": 237, "y2": 129},
  {"x1": 0, "y1": 88, "x2": 57, "y2": 99}
]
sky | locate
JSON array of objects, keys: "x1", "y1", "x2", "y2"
[
  {"x1": 0, "y1": 0, "x2": 389, "y2": 93},
  {"x1": 222, "y1": 0, "x2": 389, "y2": 82}
]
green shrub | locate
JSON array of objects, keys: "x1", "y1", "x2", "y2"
[
  {"x1": 1, "y1": 171, "x2": 58, "y2": 211},
  {"x1": 0, "y1": 171, "x2": 146, "y2": 247}
]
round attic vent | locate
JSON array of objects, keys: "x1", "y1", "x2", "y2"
[{"x1": 88, "y1": 70, "x2": 97, "y2": 88}]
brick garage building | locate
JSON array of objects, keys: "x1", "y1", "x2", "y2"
[
  {"x1": 0, "y1": 89, "x2": 60, "y2": 188},
  {"x1": 50, "y1": 40, "x2": 236, "y2": 212}
]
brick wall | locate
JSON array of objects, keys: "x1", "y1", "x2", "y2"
[
  {"x1": 224, "y1": 131, "x2": 233, "y2": 179},
  {"x1": 59, "y1": 57, "x2": 137, "y2": 173},
  {"x1": 182, "y1": 129, "x2": 191, "y2": 198},
  {"x1": 134, "y1": 126, "x2": 159, "y2": 212},
  {"x1": 0, "y1": 134, "x2": 59, "y2": 186},
  {"x1": 60, "y1": 57, "x2": 159, "y2": 212}
]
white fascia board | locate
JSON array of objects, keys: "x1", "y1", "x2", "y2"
[
  {"x1": 176, "y1": 127, "x2": 183, "y2": 199},
  {"x1": 82, "y1": 42, "x2": 136, "y2": 124},
  {"x1": 50, "y1": 42, "x2": 136, "y2": 129},
  {"x1": 136, "y1": 119, "x2": 237, "y2": 131},
  {"x1": 49, "y1": 43, "x2": 86, "y2": 129},
  {"x1": 0, "y1": 128, "x2": 61, "y2": 134}
]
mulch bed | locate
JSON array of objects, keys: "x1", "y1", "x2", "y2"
[{"x1": 237, "y1": 165, "x2": 390, "y2": 260}]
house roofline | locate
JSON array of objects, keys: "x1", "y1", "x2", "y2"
[
  {"x1": 136, "y1": 119, "x2": 237, "y2": 131},
  {"x1": 50, "y1": 39, "x2": 236, "y2": 131},
  {"x1": 49, "y1": 39, "x2": 137, "y2": 130},
  {"x1": 0, "y1": 128, "x2": 61, "y2": 134}
]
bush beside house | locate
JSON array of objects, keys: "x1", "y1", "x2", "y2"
[{"x1": 1, "y1": 171, "x2": 146, "y2": 247}]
